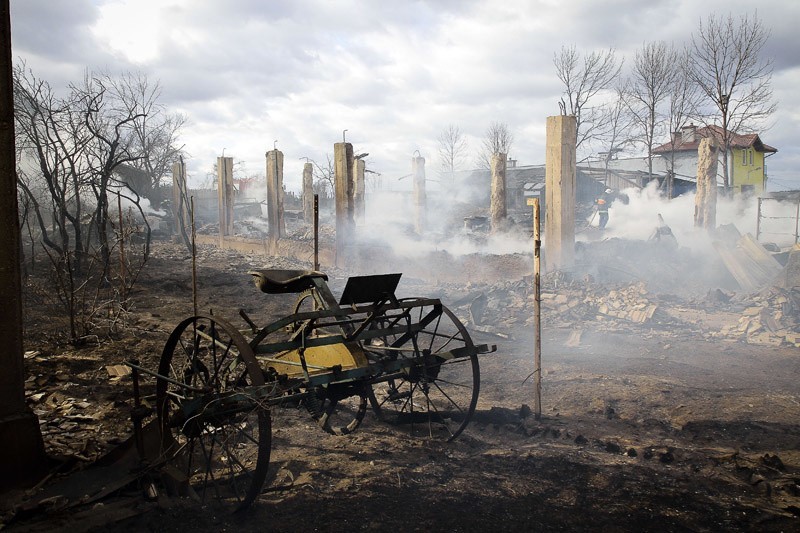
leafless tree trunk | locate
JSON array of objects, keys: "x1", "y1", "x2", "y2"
[
  {"x1": 437, "y1": 124, "x2": 468, "y2": 184},
  {"x1": 554, "y1": 45, "x2": 621, "y2": 153},
  {"x1": 477, "y1": 122, "x2": 513, "y2": 170},
  {"x1": 665, "y1": 48, "x2": 702, "y2": 196},
  {"x1": 601, "y1": 85, "x2": 635, "y2": 182},
  {"x1": 689, "y1": 12, "x2": 775, "y2": 191},
  {"x1": 627, "y1": 41, "x2": 677, "y2": 179},
  {"x1": 111, "y1": 72, "x2": 185, "y2": 208}
]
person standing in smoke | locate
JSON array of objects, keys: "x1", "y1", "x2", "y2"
[{"x1": 595, "y1": 188, "x2": 612, "y2": 229}]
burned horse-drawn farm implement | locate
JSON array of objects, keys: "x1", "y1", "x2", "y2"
[{"x1": 128, "y1": 270, "x2": 496, "y2": 510}]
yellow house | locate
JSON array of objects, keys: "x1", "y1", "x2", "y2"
[{"x1": 653, "y1": 124, "x2": 777, "y2": 194}]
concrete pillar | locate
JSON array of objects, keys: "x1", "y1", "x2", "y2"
[
  {"x1": 694, "y1": 137, "x2": 718, "y2": 230},
  {"x1": 266, "y1": 150, "x2": 285, "y2": 242},
  {"x1": 171, "y1": 159, "x2": 190, "y2": 241},
  {"x1": 412, "y1": 155, "x2": 426, "y2": 235},
  {"x1": 544, "y1": 115, "x2": 577, "y2": 271},
  {"x1": 354, "y1": 157, "x2": 366, "y2": 224},
  {"x1": 334, "y1": 142, "x2": 354, "y2": 266},
  {"x1": 216, "y1": 156, "x2": 234, "y2": 240},
  {"x1": 0, "y1": 0, "x2": 47, "y2": 490},
  {"x1": 490, "y1": 152, "x2": 507, "y2": 232},
  {"x1": 302, "y1": 162, "x2": 314, "y2": 223}
]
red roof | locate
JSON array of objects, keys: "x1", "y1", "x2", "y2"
[{"x1": 652, "y1": 124, "x2": 777, "y2": 154}]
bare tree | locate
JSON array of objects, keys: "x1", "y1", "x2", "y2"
[
  {"x1": 14, "y1": 65, "x2": 175, "y2": 342},
  {"x1": 689, "y1": 11, "x2": 775, "y2": 190},
  {"x1": 437, "y1": 124, "x2": 468, "y2": 183},
  {"x1": 554, "y1": 45, "x2": 621, "y2": 152},
  {"x1": 664, "y1": 47, "x2": 703, "y2": 196},
  {"x1": 627, "y1": 41, "x2": 677, "y2": 178},
  {"x1": 477, "y1": 122, "x2": 513, "y2": 170},
  {"x1": 110, "y1": 72, "x2": 185, "y2": 207},
  {"x1": 600, "y1": 85, "x2": 636, "y2": 180}
]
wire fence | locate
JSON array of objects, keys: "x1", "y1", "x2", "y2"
[{"x1": 757, "y1": 197, "x2": 800, "y2": 245}]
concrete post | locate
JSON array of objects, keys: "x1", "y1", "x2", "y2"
[
  {"x1": 266, "y1": 150, "x2": 285, "y2": 242},
  {"x1": 354, "y1": 157, "x2": 366, "y2": 224},
  {"x1": 694, "y1": 137, "x2": 718, "y2": 231},
  {"x1": 0, "y1": 0, "x2": 47, "y2": 490},
  {"x1": 171, "y1": 159, "x2": 190, "y2": 243},
  {"x1": 334, "y1": 142, "x2": 354, "y2": 266},
  {"x1": 412, "y1": 155, "x2": 426, "y2": 235},
  {"x1": 490, "y1": 152, "x2": 507, "y2": 232},
  {"x1": 302, "y1": 162, "x2": 314, "y2": 223},
  {"x1": 544, "y1": 115, "x2": 577, "y2": 271},
  {"x1": 216, "y1": 156, "x2": 234, "y2": 240}
]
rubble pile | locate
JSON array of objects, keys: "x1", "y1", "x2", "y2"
[
  {"x1": 23, "y1": 351, "x2": 131, "y2": 462},
  {"x1": 717, "y1": 287, "x2": 800, "y2": 347}
]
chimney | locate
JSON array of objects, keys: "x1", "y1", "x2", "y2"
[{"x1": 680, "y1": 123, "x2": 696, "y2": 143}]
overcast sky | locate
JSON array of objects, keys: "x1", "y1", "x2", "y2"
[{"x1": 9, "y1": 0, "x2": 800, "y2": 193}]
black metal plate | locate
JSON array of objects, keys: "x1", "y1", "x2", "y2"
[{"x1": 339, "y1": 273, "x2": 402, "y2": 305}]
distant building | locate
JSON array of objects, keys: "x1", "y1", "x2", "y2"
[{"x1": 652, "y1": 124, "x2": 777, "y2": 195}]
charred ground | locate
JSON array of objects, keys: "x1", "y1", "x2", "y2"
[{"x1": 3, "y1": 237, "x2": 800, "y2": 532}]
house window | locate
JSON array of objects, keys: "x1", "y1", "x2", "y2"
[
  {"x1": 741, "y1": 150, "x2": 747, "y2": 165},
  {"x1": 749, "y1": 150, "x2": 754, "y2": 166}
]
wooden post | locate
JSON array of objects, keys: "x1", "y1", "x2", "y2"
[
  {"x1": 302, "y1": 162, "x2": 314, "y2": 223},
  {"x1": 412, "y1": 155, "x2": 426, "y2": 235},
  {"x1": 528, "y1": 197, "x2": 542, "y2": 420},
  {"x1": 490, "y1": 153, "x2": 507, "y2": 232},
  {"x1": 0, "y1": 0, "x2": 47, "y2": 489},
  {"x1": 544, "y1": 116, "x2": 576, "y2": 271},
  {"x1": 266, "y1": 149, "x2": 285, "y2": 244},
  {"x1": 217, "y1": 156, "x2": 234, "y2": 242},
  {"x1": 334, "y1": 142, "x2": 354, "y2": 267}
]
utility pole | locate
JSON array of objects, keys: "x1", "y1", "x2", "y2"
[{"x1": 0, "y1": 0, "x2": 47, "y2": 490}]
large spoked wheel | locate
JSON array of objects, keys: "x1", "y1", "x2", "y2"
[
  {"x1": 368, "y1": 302, "x2": 480, "y2": 442},
  {"x1": 156, "y1": 314, "x2": 271, "y2": 511}
]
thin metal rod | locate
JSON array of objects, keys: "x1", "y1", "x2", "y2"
[
  {"x1": 795, "y1": 199, "x2": 799, "y2": 245},
  {"x1": 117, "y1": 191, "x2": 126, "y2": 290},
  {"x1": 313, "y1": 194, "x2": 319, "y2": 271},
  {"x1": 191, "y1": 196, "x2": 198, "y2": 317},
  {"x1": 756, "y1": 197, "x2": 762, "y2": 241},
  {"x1": 532, "y1": 198, "x2": 542, "y2": 420}
]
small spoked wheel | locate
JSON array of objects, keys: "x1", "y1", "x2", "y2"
[
  {"x1": 368, "y1": 302, "x2": 480, "y2": 441},
  {"x1": 156, "y1": 315, "x2": 271, "y2": 511},
  {"x1": 312, "y1": 382, "x2": 369, "y2": 436}
]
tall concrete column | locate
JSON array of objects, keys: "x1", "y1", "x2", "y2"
[
  {"x1": 490, "y1": 152, "x2": 507, "y2": 232},
  {"x1": 334, "y1": 142, "x2": 354, "y2": 266},
  {"x1": 266, "y1": 150, "x2": 285, "y2": 242},
  {"x1": 694, "y1": 137, "x2": 718, "y2": 230},
  {"x1": 302, "y1": 162, "x2": 314, "y2": 223},
  {"x1": 171, "y1": 159, "x2": 190, "y2": 243},
  {"x1": 544, "y1": 115, "x2": 577, "y2": 271},
  {"x1": 216, "y1": 156, "x2": 234, "y2": 240},
  {"x1": 354, "y1": 157, "x2": 366, "y2": 224},
  {"x1": 0, "y1": 0, "x2": 46, "y2": 490},
  {"x1": 412, "y1": 155, "x2": 426, "y2": 235}
]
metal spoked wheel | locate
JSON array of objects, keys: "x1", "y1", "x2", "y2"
[
  {"x1": 156, "y1": 314, "x2": 271, "y2": 511},
  {"x1": 313, "y1": 382, "x2": 369, "y2": 436},
  {"x1": 368, "y1": 301, "x2": 480, "y2": 442},
  {"x1": 290, "y1": 289, "x2": 367, "y2": 436}
]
